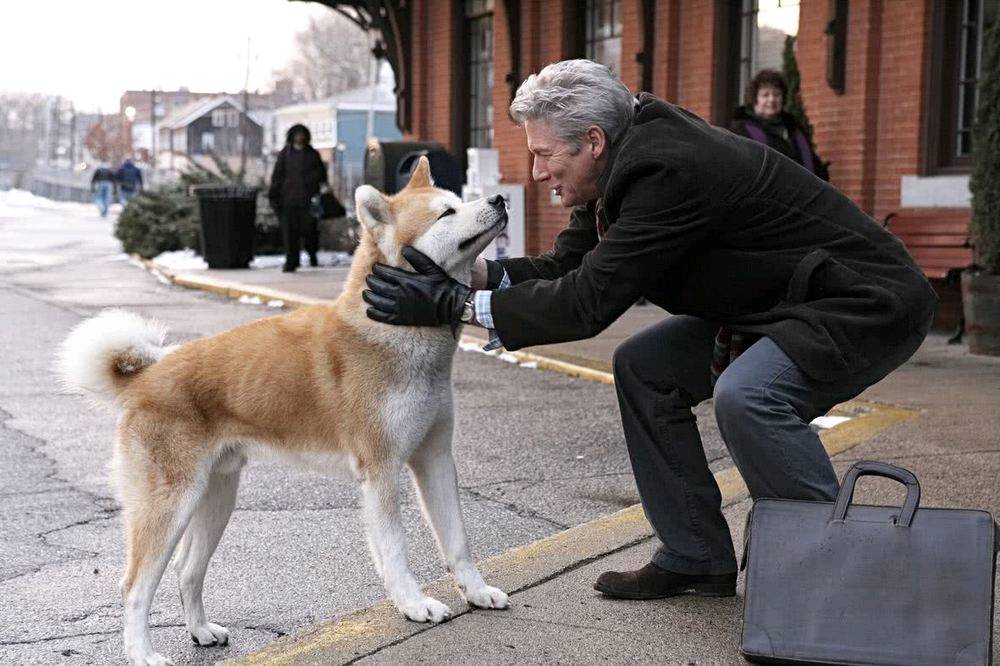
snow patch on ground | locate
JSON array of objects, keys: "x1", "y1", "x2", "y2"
[
  {"x1": 250, "y1": 251, "x2": 353, "y2": 269},
  {"x1": 152, "y1": 248, "x2": 208, "y2": 271},
  {"x1": 0, "y1": 188, "x2": 97, "y2": 218},
  {"x1": 810, "y1": 415, "x2": 852, "y2": 429},
  {"x1": 458, "y1": 339, "x2": 540, "y2": 371},
  {"x1": 151, "y1": 248, "x2": 353, "y2": 272}
]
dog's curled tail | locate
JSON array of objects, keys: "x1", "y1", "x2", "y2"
[{"x1": 56, "y1": 309, "x2": 169, "y2": 402}]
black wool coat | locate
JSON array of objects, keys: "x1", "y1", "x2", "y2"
[
  {"x1": 268, "y1": 144, "x2": 326, "y2": 211},
  {"x1": 492, "y1": 93, "x2": 936, "y2": 383}
]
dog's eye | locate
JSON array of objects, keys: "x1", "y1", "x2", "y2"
[{"x1": 437, "y1": 207, "x2": 455, "y2": 220}]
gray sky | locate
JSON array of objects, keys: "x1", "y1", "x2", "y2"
[{"x1": 0, "y1": 0, "x2": 333, "y2": 112}]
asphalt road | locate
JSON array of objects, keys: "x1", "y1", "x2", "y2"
[{"x1": 0, "y1": 197, "x2": 729, "y2": 665}]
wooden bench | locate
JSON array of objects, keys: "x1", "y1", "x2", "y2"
[
  {"x1": 883, "y1": 208, "x2": 973, "y2": 279},
  {"x1": 883, "y1": 208, "x2": 972, "y2": 341}
]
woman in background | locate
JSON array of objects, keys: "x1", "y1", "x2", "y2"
[{"x1": 731, "y1": 69, "x2": 828, "y2": 181}]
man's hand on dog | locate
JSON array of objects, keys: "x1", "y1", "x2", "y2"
[{"x1": 364, "y1": 246, "x2": 472, "y2": 334}]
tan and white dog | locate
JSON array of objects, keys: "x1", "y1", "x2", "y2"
[{"x1": 56, "y1": 157, "x2": 510, "y2": 666}]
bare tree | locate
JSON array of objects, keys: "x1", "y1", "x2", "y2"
[
  {"x1": 276, "y1": 12, "x2": 371, "y2": 102},
  {"x1": 84, "y1": 115, "x2": 132, "y2": 164}
]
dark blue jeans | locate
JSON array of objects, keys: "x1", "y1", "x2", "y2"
[
  {"x1": 93, "y1": 181, "x2": 113, "y2": 217},
  {"x1": 612, "y1": 315, "x2": 926, "y2": 575}
]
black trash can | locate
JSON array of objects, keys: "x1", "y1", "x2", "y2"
[{"x1": 194, "y1": 185, "x2": 259, "y2": 269}]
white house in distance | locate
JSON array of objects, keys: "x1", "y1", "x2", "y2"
[
  {"x1": 272, "y1": 75, "x2": 401, "y2": 206},
  {"x1": 156, "y1": 96, "x2": 264, "y2": 178}
]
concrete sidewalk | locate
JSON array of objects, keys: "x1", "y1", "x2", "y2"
[{"x1": 144, "y1": 261, "x2": 1000, "y2": 664}]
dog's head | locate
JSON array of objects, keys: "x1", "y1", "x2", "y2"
[{"x1": 353, "y1": 157, "x2": 507, "y2": 282}]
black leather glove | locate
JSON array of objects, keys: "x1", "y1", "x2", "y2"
[{"x1": 364, "y1": 246, "x2": 472, "y2": 335}]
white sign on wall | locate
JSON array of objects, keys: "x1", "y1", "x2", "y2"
[{"x1": 481, "y1": 183, "x2": 525, "y2": 262}]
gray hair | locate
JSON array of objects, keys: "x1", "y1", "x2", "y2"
[{"x1": 509, "y1": 59, "x2": 635, "y2": 151}]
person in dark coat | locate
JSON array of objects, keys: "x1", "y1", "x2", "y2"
[
  {"x1": 362, "y1": 60, "x2": 936, "y2": 600},
  {"x1": 731, "y1": 69, "x2": 829, "y2": 181},
  {"x1": 268, "y1": 124, "x2": 327, "y2": 272},
  {"x1": 90, "y1": 164, "x2": 117, "y2": 217},
  {"x1": 115, "y1": 159, "x2": 144, "y2": 205}
]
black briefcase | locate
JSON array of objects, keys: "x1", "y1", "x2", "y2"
[{"x1": 740, "y1": 461, "x2": 998, "y2": 665}]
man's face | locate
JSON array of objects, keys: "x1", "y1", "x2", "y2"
[
  {"x1": 525, "y1": 119, "x2": 602, "y2": 208},
  {"x1": 292, "y1": 131, "x2": 306, "y2": 148}
]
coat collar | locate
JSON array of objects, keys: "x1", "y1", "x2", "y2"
[{"x1": 595, "y1": 95, "x2": 643, "y2": 196}]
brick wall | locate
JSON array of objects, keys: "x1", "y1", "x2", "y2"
[
  {"x1": 619, "y1": 0, "x2": 643, "y2": 92},
  {"x1": 798, "y1": 0, "x2": 880, "y2": 211},
  {"x1": 675, "y1": 0, "x2": 717, "y2": 120},
  {"x1": 651, "y1": 0, "x2": 681, "y2": 101},
  {"x1": 406, "y1": 1, "x2": 457, "y2": 148},
  {"x1": 405, "y1": 0, "x2": 963, "y2": 283},
  {"x1": 871, "y1": 1, "x2": 932, "y2": 220},
  {"x1": 798, "y1": 0, "x2": 935, "y2": 220}
]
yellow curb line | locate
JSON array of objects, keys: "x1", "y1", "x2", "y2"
[
  {"x1": 460, "y1": 334, "x2": 616, "y2": 384},
  {"x1": 135, "y1": 256, "x2": 328, "y2": 308},
  {"x1": 172, "y1": 273, "x2": 327, "y2": 307},
  {"x1": 229, "y1": 401, "x2": 918, "y2": 665}
]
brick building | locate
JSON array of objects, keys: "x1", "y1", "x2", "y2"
[{"x1": 316, "y1": 0, "x2": 997, "y2": 327}]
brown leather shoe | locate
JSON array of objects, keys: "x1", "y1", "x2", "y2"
[{"x1": 594, "y1": 562, "x2": 736, "y2": 600}]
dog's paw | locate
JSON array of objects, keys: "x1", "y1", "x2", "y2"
[
  {"x1": 399, "y1": 596, "x2": 452, "y2": 623},
  {"x1": 189, "y1": 622, "x2": 230, "y2": 647},
  {"x1": 465, "y1": 585, "x2": 510, "y2": 610},
  {"x1": 143, "y1": 654, "x2": 174, "y2": 666}
]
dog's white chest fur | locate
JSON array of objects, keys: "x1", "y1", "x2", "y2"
[{"x1": 379, "y1": 329, "x2": 457, "y2": 452}]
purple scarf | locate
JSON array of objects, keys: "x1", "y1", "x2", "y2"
[{"x1": 743, "y1": 121, "x2": 817, "y2": 176}]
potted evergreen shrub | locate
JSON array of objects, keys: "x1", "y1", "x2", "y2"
[{"x1": 963, "y1": 18, "x2": 1000, "y2": 356}]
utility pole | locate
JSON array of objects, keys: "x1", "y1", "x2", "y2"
[
  {"x1": 150, "y1": 89, "x2": 157, "y2": 170},
  {"x1": 68, "y1": 102, "x2": 76, "y2": 167},
  {"x1": 365, "y1": 37, "x2": 379, "y2": 142},
  {"x1": 48, "y1": 100, "x2": 57, "y2": 166},
  {"x1": 239, "y1": 36, "x2": 250, "y2": 181}
]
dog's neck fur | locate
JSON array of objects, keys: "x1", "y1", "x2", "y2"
[
  {"x1": 343, "y1": 228, "x2": 384, "y2": 299},
  {"x1": 342, "y1": 228, "x2": 474, "y2": 300},
  {"x1": 338, "y1": 229, "x2": 467, "y2": 344}
]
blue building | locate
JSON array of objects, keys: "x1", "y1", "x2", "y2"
[{"x1": 272, "y1": 77, "x2": 401, "y2": 209}]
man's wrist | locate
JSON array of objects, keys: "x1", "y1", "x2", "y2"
[
  {"x1": 459, "y1": 293, "x2": 476, "y2": 324},
  {"x1": 484, "y1": 259, "x2": 506, "y2": 289}
]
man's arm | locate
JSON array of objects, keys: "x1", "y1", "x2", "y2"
[
  {"x1": 491, "y1": 167, "x2": 709, "y2": 351},
  {"x1": 361, "y1": 166, "x2": 705, "y2": 346},
  {"x1": 268, "y1": 152, "x2": 285, "y2": 210},
  {"x1": 497, "y1": 202, "x2": 600, "y2": 284},
  {"x1": 471, "y1": 256, "x2": 508, "y2": 289},
  {"x1": 469, "y1": 202, "x2": 599, "y2": 289}
]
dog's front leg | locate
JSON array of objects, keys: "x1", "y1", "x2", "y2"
[
  {"x1": 361, "y1": 465, "x2": 452, "y2": 623},
  {"x1": 408, "y1": 420, "x2": 509, "y2": 611}
]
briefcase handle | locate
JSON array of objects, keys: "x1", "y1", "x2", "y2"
[{"x1": 831, "y1": 461, "x2": 921, "y2": 527}]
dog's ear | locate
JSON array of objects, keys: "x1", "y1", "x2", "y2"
[
  {"x1": 354, "y1": 185, "x2": 391, "y2": 229},
  {"x1": 404, "y1": 156, "x2": 434, "y2": 190}
]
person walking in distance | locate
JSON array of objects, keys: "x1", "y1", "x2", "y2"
[
  {"x1": 115, "y1": 158, "x2": 144, "y2": 205},
  {"x1": 90, "y1": 164, "x2": 117, "y2": 217}
]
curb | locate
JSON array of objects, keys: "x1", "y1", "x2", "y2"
[
  {"x1": 227, "y1": 399, "x2": 917, "y2": 665},
  {"x1": 135, "y1": 256, "x2": 326, "y2": 309}
]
